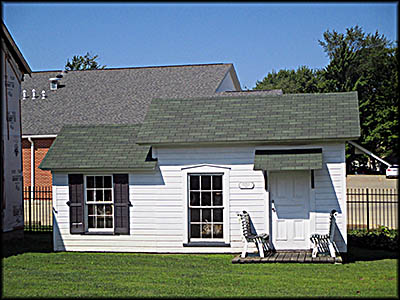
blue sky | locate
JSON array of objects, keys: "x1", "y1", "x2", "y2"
[{"x1": 2, "y1": 2, "x2": 398, "y2": 89}]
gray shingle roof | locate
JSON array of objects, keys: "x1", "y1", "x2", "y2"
[
  {"x1": 136, "y1": 91, "x2": 360, "y2": 145},
  {"x1": 21, "y1": 63, "x2": 238, "y2": 135},
  {"x1": 39, "y1": 124, "x2": 155, "y2": 171}
]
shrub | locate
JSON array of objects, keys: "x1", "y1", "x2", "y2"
[{"x1": 348, "y1": 226, "x2": 398, "y2": 251}]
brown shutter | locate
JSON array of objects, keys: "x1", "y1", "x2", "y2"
[
  {"x1": 67, "y1": 174, "x2": 85, "y2": 234},
  {"x1": 113, "y1": 174, "x2": 130, "y2": 234}
]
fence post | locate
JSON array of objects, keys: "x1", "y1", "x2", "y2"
[{"x1": 366, "y1": 188, "x2": 370, "y2": 231}]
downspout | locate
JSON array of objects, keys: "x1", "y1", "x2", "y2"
[
  {"x1": 23, "y1": 134, "x2": 57, "y2": 188},
  {"x1": 27, "y1": 137, "x2": 34, "y2": 188}
]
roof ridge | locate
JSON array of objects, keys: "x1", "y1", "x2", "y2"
[
  {"x1": 31, "y1": 62, "x2": 233, "y2": 74},
  {"x1": 62, "y1": 124, "x2": 140, "y2": 128},
  {"x1": 222, "y1": 89, "x2": 282, "y2": 93},
  {"x1": 150, "y1": 91, "x2": 357, "y2": 103}
]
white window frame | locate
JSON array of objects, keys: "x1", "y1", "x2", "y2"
[
  {"x1": 84, "y1": 175, "x2": 114, "y2": 232},
  {"x1": 181, "y1": 165, "x2": 230, "y2": 244}
]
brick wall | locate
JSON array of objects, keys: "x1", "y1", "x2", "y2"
[{"x1": 22, "y1": 138, "x2": 54, "y2": 187}]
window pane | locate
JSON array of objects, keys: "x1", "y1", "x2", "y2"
[
  {"x1": 213, "y1": 192, "x2": 223, "y2": 206},
  {"x1": 201, "y1": 176, "x2": 211, "y2": 190},
  {"x1": 212, "y1": 175, "x2": 222, "y2": 190},
  {"x1": 97, "y1": 205, "x2": 105, "y2": 215},
  {"x1": 88, "y1": 204, "x2": 94, "y2": 216},
  {"x1": 96, "y1": 190, "x2": 103, "y2": 202},
  {"x1": 213, "y1": 224, "x2": 223, "y2": 238},
  {"x1": 190, "y1": 192, "x2": 200, "y2": 206},
  {"x1": 104, "y1": 176, "x2": 112, "y2": 188},
  {"x1": 86, "y1": 175, "x2": 114, "y2": 231},
  {"x1": 202, "y1": 209, "x2": 211, "y2": 223},
  {"x1": 104, "y1": 190, "x2": 112, "y2": 202},
  {"x1": 105, "y1": 205, "x2": 113, "y2": 216},
  {"x1": 88, "y1": 216, "x2": 95, "y2": 228},
  {"x1": 87, "y1": 190, "x2": 94, "y2": 202},
  {"x1": 190, "y1": 175, "x2": 199, "y2": 190},
  {"x1": 201, "y1": 192, "x2": 211, "y2": 206},
  {"x1": 191, "y1": 224, "x2": 200, "y2": 238},
  {"x1": 97, "y1": 217, "x2": 105, "y2": 228},
  {"x1": 188, "y1": 173, "x2": 225, "y2": 240},
  {"x1": 95, "y1": 176, "x2": 103, "y2": 188},
  {"x1": 87, "y1": 176, "x2": 94, "y2": 188},
  {"x1": 105, "y1": 217, "x2": 113, "y2": 228},
  {"x1": 190, "y1": 209, "x2": 200, "y2": 222},
  {"x1": 213, "y1": 208, "x2": 223, "y2": 222},
  {"x1": 202, "y1": 224, "x2": 211, "y2": 238}
]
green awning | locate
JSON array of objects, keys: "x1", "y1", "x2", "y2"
[{"x1": 254, "y1": 149, "x2": 323, "y2": 171}]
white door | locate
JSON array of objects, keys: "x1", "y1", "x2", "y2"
[{"x1": 270, "y1": 171, "x2": 311, "y2": 250}]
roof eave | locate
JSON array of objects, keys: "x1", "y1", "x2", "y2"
[
  {"x1": 136, "y1": 136, "x2": 361, "y2": 147},
  {"x1": 228, "y1": 64, "x2": 242, "y2": 91},
  {"x1": 1, "y1": 22, "x2": 32, "y2": 75},
  {"x1": 39, "y1": 166, "x2": 157, "y2": 172}
]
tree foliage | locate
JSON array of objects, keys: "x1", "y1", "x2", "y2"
[
  {"x1": 254, "y1": 26, "x2": 398, "y2": 172},
  {"x1": 319, "y1": 26, "x2": 398, "y2": 170},
  {"x1": 65, "y1": 52, "x2": 106, "y2": 71},
  {"x1": 254, "y1": 66, "x2": 323, "y2": 93}
]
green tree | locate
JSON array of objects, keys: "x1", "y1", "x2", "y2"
[
  {"x1": 65, "y1": 52, "x2": 106, "y2": 71},
  {"x1": 254, "y1": 66, "x2": 322, "y2": 93},
  {"x1": 319, "y1": 26, "x2": 398, "y2": 169},
  {"x1": 253, "y1": 26, "x2": 398, "y2": 172}
]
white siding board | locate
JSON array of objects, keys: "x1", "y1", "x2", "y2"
[
  {"x1": 52, "y1": 143, "x2": 347, "y2": 253},
  {"x1": 312, "y1": 143, "x2": 347, "y2": 252}
]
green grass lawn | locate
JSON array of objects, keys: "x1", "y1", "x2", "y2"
[{"x1": 2, "y1": 233, "x2": 398, "y2": 298}]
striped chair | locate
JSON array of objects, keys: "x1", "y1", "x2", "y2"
[
  {"x1": 237, "y1": 211, "x2": 270, "y2": 258},
  {"x1": 310, "y1": 209, "x2": 338, "y2": 258}
]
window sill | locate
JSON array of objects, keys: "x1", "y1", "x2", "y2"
[
  {"x1": 183, "y1": 242, "x2": 230, "y2": 247},
  {"x1": 83, "y1": 231, "x2": 117, "y2": 235}
]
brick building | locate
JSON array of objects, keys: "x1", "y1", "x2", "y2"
[{"x1": 22, "y1": 138, "x2": 53, "y2": 187}]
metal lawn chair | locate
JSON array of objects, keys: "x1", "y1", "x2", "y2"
[
  {"x1": 237, "y1": 210, "x2": 270, "y2": 258},
  {"x1": 310, "y1": 209, "x2": 339, "y2": 258}
]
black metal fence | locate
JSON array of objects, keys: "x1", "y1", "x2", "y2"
[
  {"x1": 22, "y1": 186, "x2": 398, "y2": 232},
  {"x1": 24, "y1": 186, "x2": 53, "y2": 232},
  {"x1": 347, "y1": 188, "x2": 398, "y2": 230}
]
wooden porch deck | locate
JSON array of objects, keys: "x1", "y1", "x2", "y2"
[{"x1": 232, "y1": 251, "x2": 342, "y2": 264}]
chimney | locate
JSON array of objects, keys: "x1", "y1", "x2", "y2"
[{"x1": 49, "y1": 77, "x2": 60, "y2": 90}]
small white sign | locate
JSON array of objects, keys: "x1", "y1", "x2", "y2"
[{"x1": 239, "y1": 182, "x2": 254, "y2": 189}]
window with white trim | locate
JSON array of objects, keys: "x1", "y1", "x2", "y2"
[
  {"x1": 86, "y1": 175, "x2": 113, "y2": 230},
  {"x1": 188, "y1": 174, "x2": 224, "y2": 240}
]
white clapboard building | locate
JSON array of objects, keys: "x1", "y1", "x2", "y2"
[{"x1": 40, "y1": 91, "x2": 360, "y2": 254}]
